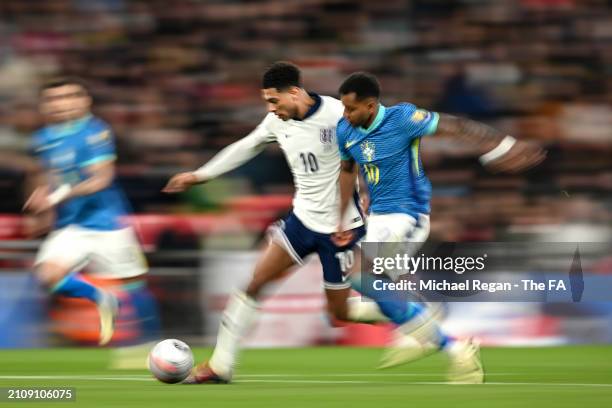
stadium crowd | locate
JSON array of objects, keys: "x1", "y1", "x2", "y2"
[{"x1": 0, "y1": 0, "x2": 610, "y2": 242}]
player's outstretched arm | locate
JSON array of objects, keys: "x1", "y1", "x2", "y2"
[
  {"x1": 21, "y1": 166, "x2": 55, "y2": 237},
  {"x1": 68, "y1": 160, "x2": 115, "y2": 197},
  {"x1": 162, "y1": 172, "x2": 200, "y2": 193},
  {"x1": 23, "y1": 161, "x2": 114, "y2": 214},
  {"x1": 433, "y1": 113, "x2": 546, "y2": 173},
  {"x1": 163, "y1": 119, "x2": 274, "y2": 194}
]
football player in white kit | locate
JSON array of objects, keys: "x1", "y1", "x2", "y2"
[{"x1": 163, "y1": 62, "x2": 400, "y2": 383}]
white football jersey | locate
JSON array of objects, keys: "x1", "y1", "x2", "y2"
[{"x1": 195, "y1": 95, "x2": 363, "y2": 234}]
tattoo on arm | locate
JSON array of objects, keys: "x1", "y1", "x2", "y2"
[{"x1": 435, "y1": 113, "x2": 504, "y2": 153}]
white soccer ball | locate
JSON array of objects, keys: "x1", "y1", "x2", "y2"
[{"x1": 148, "y1": 339, "x2": 194, "y2": 383}]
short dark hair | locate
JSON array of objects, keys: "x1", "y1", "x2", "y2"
[
  {"x1": 338, "y1": 72, "x2": 380, "y2": 100},
  {"x1": 40, "y1": 77, "x2": 89, "y2": 95},
  {"x1": 262, "y1": 61, "x2": 302, "y2": 90}
]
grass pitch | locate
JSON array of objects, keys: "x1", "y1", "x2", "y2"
[{"x1": 1, "y1": 346, "x2": 611, "y2": 408}]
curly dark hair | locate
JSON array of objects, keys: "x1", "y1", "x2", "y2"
[
  {"x1": 262, "y1": 61, "x2": 302, "y2": 90},
  {"x1": 338, "y1": 72, "x2": 380, "y2": 100}
]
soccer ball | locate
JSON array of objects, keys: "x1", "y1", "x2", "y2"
[{"x1": 148, "y1": 339, "x2": 194, "y2": 383}]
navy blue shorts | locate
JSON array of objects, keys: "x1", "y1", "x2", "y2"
[{"x1": 268, "y1": 212, "x2": 366, "y2": 290}]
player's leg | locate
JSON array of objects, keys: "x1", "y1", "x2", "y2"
[
  {"x1": 318, "y1": 226, "x2": 413, "y2": 324},
  {"x1": 336, "y1": 244, "x2": 401, "y2": 323},
  {"x1": 319, "y1": 228, "x2": 377, "y2": 323},
  {"x1": 324, "y1": 287, "x2": 351, "y2": 322},
  {"x1": 331, "y1": 221, "x2": 429, "y2": 325},
  {"x1": 186, "y1": 214, "x2": 311, "y2": 384},
  {"x1": 348, "y1": 249, "x2": 427, "y2": 325},
  {"x1": 355, "y1": 214, "x2": 448, "y2": 363},
  {"x1": 317, "y1": 226, "x2": 366, "y2": 323},
  {"x1": 363, "y1": 214, "x2": 483, "y2": 382},
  {"x1": 349, "y1": 270, "x2": 450, "y2": 370},
  {"x1": 186, "y1": 240, "x2": 296, "y2": 384},
  {"x1": 211, "y1": 241, "x2": 295, "y2": 373},
  {"x1": 245, "y1": 242, "x2": 297, "y2": 299},
  {"x1": 35, "y1": 226, "x2": 119, "y2": 345},
  {"x1": 318, "y1": 251, "x2": 352, "y2": 323},
  {"x1": 88, "y1": 227, "x2": 149, "y2": 345},
  {"x1": 37, "y1": 260, "x2": 101, "y2": 303},
  {"x1": 109, "y1": 277, "x2": 161, "y2": 369},
  {"x1": 322, "y1": 279, "x2": 392, "y2": 327}
]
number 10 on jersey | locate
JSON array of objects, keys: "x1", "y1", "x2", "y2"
[
  {"x1": 300, "y1": 152, "x2": 319, "y2": 173},
  {"x1": 363, "y1": 164, "x2": 379, "y2": 185}
]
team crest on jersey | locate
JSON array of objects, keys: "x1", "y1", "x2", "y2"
[
  {"x1": 320, "y1": 128, "x2": 335, "y2": 144},
  {"x1": 411, "y1": 109, "x2": 429, "y2": 123},
  {"x1": 50, "y1": 150, "x2": 76, "y2": 167},
  {"x1": 87, "y1": 130, "x2": 110, "y2": 145},
  {"x1": 360, "y1": 141, "x2": 376, "y2": 162}
]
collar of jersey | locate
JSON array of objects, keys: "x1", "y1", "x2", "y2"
[
  {"x1": 358, "y1": 104, "x2": 386, "y2": 134},
  {"x1": 46, "y1": 114, "x2": 92, "y2": 139},
  {"x1": 296, "y1": 92, "x2": 322, "y2": 121}
]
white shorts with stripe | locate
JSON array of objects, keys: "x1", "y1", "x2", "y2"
[{"x1": 35, "y1": 225, "x2": 148, "y2": 279}]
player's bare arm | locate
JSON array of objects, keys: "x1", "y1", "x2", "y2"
[
  {"x1": 161, "y1": 136, "x2": 265, "y2": 193},
  {"x1": 333, "y1": 158, "x2": 358, "y2": 246},
  {"x1": 162, "y1": 172, "x2": 201, "y2": 193},
  {"x1": 434, "y1": 113, "x2": 547, "y2": 174},
  {"x1": 357, "y1": 171, "x2": 370, "y2": 214},
  {"x1": 68, "y1": 160, "x2": 115, "y2": 197},
  {"x1": 22, "y1": 166, "x2": 55, "y2": 237},
  {"x1": 163, "y1": 125, "x2": 271, "y2": 194},
  {"x1": 24, "y1": 160, "x2": 115, "y2": 214}
]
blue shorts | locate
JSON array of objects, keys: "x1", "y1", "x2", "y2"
[{"x1": 268, "y1": 212, "x2": 366, "y2": 290}]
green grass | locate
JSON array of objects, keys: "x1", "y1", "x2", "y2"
[{"x1": 1, "y1": 346, "x2": 612, "y2": 407}]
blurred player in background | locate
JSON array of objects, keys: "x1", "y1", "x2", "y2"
[
  {"x1": 336, "y1": 72, "x2": 546, "y2": 383},
  {"x1": 24, "y1": 78, "x2": 149, "y2": 346},
  {"x1": 163, "y1": 62, "x2": 421, "y2": 383}
]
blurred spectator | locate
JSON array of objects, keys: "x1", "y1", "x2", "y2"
[{"x1": 0, "y1": 0, "x2": 609, "y2": 239}]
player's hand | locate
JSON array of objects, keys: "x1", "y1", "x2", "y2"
[
  {"x1": 162, "y1": 172, "x2": 200, "y2": 193},
  {"x1": 485, "y1": 141, "x2": 547, "y2": 174},
  {"x1": 331, "y1": 225, "x2": 354, "y2": 247},
  {"x1": 22, "y1": 212, "x2": 54, "y2": 238},
  {"x1": 23, "y1": 186, "x2": 53, "y2": 214}
]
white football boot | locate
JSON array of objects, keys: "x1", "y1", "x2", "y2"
[{"x1": 447, "y1": 338, "x2": 484, "y2": 384}]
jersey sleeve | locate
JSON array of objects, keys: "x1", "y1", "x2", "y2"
[
  {"x1": 194, "y1": 114, "x2": 276, "y2": 180},
  {"x1": 29, "y1": 131, "x2": 44, "y2": 157},
  {"x1": 402, "y1": 104, "x2": 439, "y2": 140},
  {"x1": 336, "y1": 120, "x2": 352, "y2": 161},
  {"x1": 79, "y1": 126, "x2": 116, "y2": 168}
]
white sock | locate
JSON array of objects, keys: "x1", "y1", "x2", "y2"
[
  {"x1": 209, "y1": 291, "x2": 259, "y2": 378},
  {"x1": 347, "y1": 297, "x2": 390, "y2": 323}
]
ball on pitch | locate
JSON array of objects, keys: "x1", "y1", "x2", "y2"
[{"x1": 148, "y1": 339, "x2": 194, "y2": 383}]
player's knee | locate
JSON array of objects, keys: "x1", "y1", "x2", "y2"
[
  {"x1": 36, "y1": 262, "x2": 70, "y2": 289},
  {"x1": 246, "y1": 264, "x2": 288, "y2": 299}
]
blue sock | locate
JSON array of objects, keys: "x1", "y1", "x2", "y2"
[
  {"x1": 51, "y1": 273, "x2": 102, "y2": 304},
  {"x1": 376, "y1": 299, "x2": 425, "y2": 325},
  {"x1": 352, "y1": 273, "x2": 453, "y2": 349},
  {"x1": 127, "y1": 281, "x2": 161, "y2": 342},
  {"x1": 438, "y1": 329, "x2": 452, "y2": 349},
  {"x1": 351, "y1": 273, "x2": 424, "y2": 325}
]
